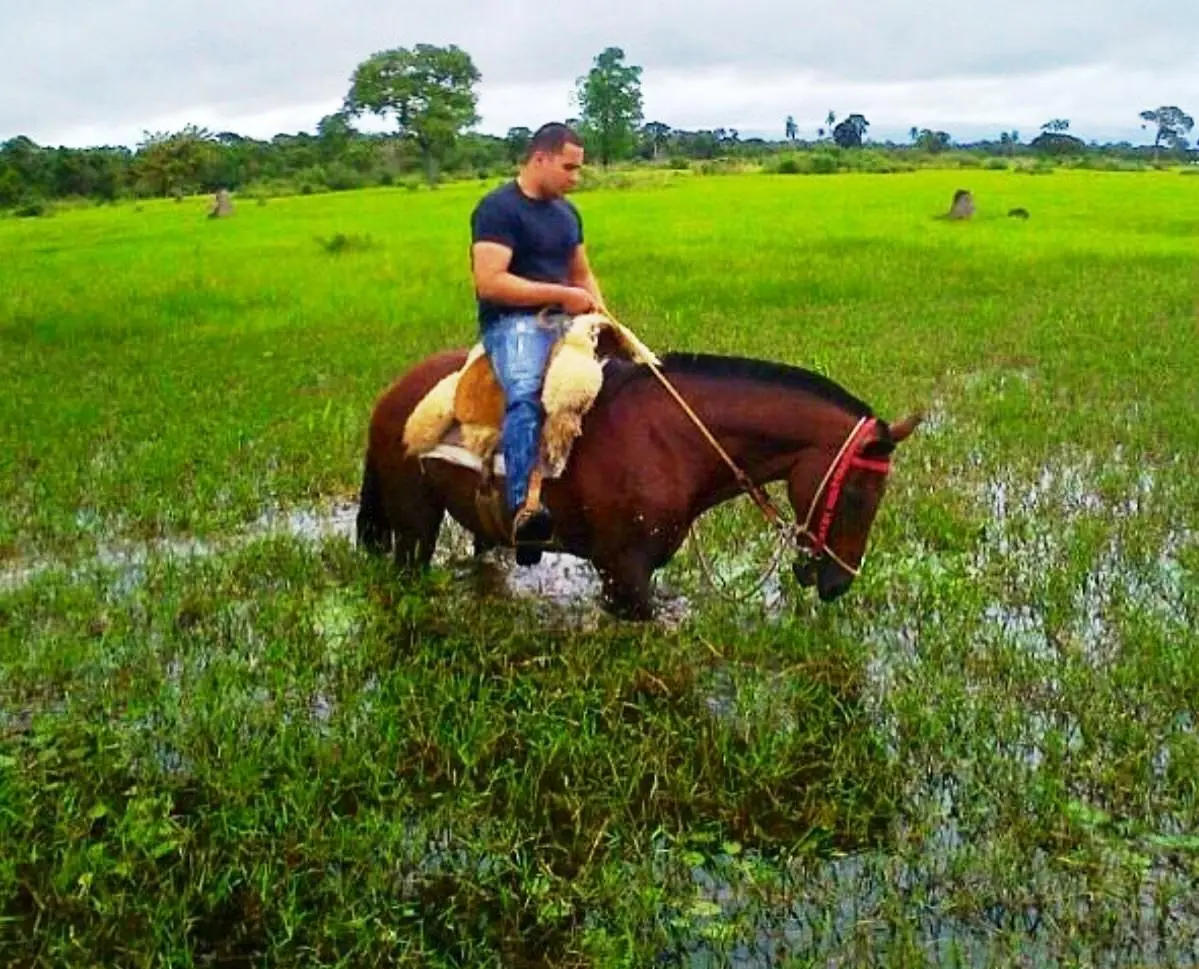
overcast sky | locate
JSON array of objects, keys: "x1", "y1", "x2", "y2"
[{"x1": 3, "y1": 0, "x2": 1196, "y2": 148}]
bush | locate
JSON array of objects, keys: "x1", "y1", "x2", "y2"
[
  {"x1": 667, "y1": 156, "x2": 691, "y2": 171},
  {"x1": 315, "y1": 233, "x2": 377, "y2": 255},
  {"x1": 775, "y1": 156, "x2": 803, "y2": 175},
  {"x1": 324, "y1": 163, "x2": 364, "y2": 192},
  {"x1": 694, "y1": 158, "x2": 745, "y2": 176},
  {"x1": 1011, "y1": 160, "x2": 1056, "y2": 176},
  {"x1": 13, "y1": 197, "x2": 49, "y2": 218},
  {"x1": 852, "y1": 151, "x2": 895, "y2": 173},
  {"x1": 810, "y1": 153, "x2": 839, "y2": 175}
]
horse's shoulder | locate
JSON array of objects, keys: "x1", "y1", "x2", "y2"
[{"x1": 594, "y1": 358, "x2": 647, "y2": 407}]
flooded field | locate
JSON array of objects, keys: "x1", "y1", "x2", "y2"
[{"x1": 3, "y1": 172, "x2": 1198, "y2": 965}]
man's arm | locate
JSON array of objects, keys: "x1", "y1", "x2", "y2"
[
  {"x1": 473, "y1": 242, "x2": 596, "y2": 314},
  {"x1": 567, "y1": 244, "x2": 605, "y2": 310}
]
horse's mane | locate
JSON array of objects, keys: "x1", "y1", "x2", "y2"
[{"x1": 644, "y1": 352, "x2": 875, "y2": 418}]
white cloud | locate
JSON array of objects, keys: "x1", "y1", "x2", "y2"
[{"x1": 3, "y1": 0, "x2": 1196, "y2": 146}]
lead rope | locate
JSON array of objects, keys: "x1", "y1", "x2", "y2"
[
  {"x1": 597, "y1": 308, "x2": 790, "y2": 531},
  {"x1": 597, "y1": 308, "x2": 797, "y2": 602},
  {"x1": 688, "y1": 505, "x2": 796, "y2": 604}
]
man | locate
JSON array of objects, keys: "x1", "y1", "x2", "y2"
[{"x1": 470, "y1": 122, "x2": 605, "y2": 552}]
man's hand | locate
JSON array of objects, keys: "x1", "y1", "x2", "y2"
[
  {"x1": 559, "y1": 286, "x2": 598, "y2": 315},
  {"x1": 473, "y1": 242, "x2": 600, "y2": 316}
]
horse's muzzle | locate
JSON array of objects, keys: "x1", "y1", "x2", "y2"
[
  {"x1": 795, "y1": 557, "x2": 854, "y2": 601},
  {"x1": 817, "y1": 567, "x2": 853, "y2": 602},
  {"x1": 792, "y1": 559, "x2": 818, "y2": 588}
]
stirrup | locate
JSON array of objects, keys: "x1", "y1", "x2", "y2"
[
  {"x1": 512, "y1": 505, "x2": 554, "y2": 546},
  {"x1": 509, "y1": 468, "x2": 550, "y2": 545}
]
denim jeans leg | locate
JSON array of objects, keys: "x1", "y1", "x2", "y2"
[{"x1": 481, "y1": 315, "x2": 557, "y2": 513}]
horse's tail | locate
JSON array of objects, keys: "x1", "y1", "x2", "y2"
[{"x1": 356, "y1": 453, "x2": 392, "y2": 554}]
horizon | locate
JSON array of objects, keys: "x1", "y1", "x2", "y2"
[
  {"x1": 5, "y1": 0, "x2": 1195, "y2": 155},
  {"x1": 2, "y1": 100, "x2": 1179, "y2": 154}
]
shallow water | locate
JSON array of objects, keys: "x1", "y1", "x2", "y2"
[
  {"x1": 678, "y1": 451, "x2": 1199, "y2": 967},
  {"x1": 4, "y1": 453, "x2": 1197, "y2": 964}
]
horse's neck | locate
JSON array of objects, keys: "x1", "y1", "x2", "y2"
[{"x1": 663, "y1": 374, "x2": 857, "y2": 491}]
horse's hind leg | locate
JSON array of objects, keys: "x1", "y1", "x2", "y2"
[
  {"x1": 356, "y1": 456, "x2": 393, "y2": 555},
  {"x1": 386, "y1": 467, "x2": 445, "y2": 571}
]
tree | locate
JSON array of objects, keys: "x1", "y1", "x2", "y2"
[
  {"x1": 915, "y1": 129, "x2": 951, "y2": 153},
  {"x1": 0, "y1": 167, "x2": 22, "y2": 208},
  {"x1": 504, "y1": 126, "x2": 532, "y2": 164},
  {"x1": 316, "y1": 112, "x2": 356, "y2": 161},
  {"x1": 1041, "y1": 118, "x2": 1070, "y2": 133},
  {"x1": 134, "y1": 125, "x2": 220, "y2": 197},
  {"x1": 1139, "y1": 106, "x2": 1194, "y2": 157},
  {"x1": 909, "y1": 126, "x2": 919, "y2": 144},
  {"x1": 1, "y1": 136, "x2": 42, "y2": 181},
  {"x1": 641, "y1": 121, "x2": 672, "y2": 159},
  {"x1": 832, "y1": 113, "x2": 869, "y2": 148},
  {"x1": 1030, "y1": 131, "x2": 1086, "y2": 156},
  {"x1": 574, "y1": 46, "x2": 644, "y2": 167},
  {"x1": 342, "y1": 44, "x2": 481, "y2": 182},
  {"x1": 785, "y1": 115, "x2": 798, "y2": 141},
  {"x1": 714, "y1": 127, "x2": 740, "y2": 151}
]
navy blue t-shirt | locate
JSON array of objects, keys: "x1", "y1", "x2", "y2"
[{"x1": 470, "y1": 180, "x2": 583, "y2": 329}]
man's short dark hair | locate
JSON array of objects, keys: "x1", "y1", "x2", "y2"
[{"x1": 525, "y1": 122, "x2": 583, "y2": 161}]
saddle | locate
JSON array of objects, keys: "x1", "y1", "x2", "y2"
[{"x1": 401, "y1": 312, "x2": 657, "y2": 484}]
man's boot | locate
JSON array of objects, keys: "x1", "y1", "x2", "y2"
[{"x1": 512, "y1": 469, "x2": 552, "y2": 565}]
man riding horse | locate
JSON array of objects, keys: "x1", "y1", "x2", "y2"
[{"x1": 469, "y1": 122, "x2": 603, "y2": 554}]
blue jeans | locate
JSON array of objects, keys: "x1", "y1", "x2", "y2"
[{"x1": 481, "y1": 314, "x2": 560, "y2": 514}]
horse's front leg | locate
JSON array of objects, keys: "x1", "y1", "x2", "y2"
[{"x1": 594, "y1": 549, "x2": 655, "y2": 621}]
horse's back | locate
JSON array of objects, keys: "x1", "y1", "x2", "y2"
[{"x1": 368, "y1": 349, "x2": 469, "y2": 456}]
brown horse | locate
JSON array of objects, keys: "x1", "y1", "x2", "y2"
[{"x1": 357, "y1": 349, "x2": 922, "y2": 619}]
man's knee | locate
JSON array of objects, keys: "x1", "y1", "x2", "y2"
[
  {"x1": 503, "y1": 374, "x2": 545, "y2": 411},
  {"x1": 504, "y1": 395, "x2": 543, "y2": 430}
]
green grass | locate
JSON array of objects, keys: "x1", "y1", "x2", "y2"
[{"x1": 3, "y1": 171, "x2": 1199, "y2": 966}]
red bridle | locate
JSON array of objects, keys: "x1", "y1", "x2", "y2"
[{"x1": 793, "y1": 416, "x2": 892, "y2": 576}]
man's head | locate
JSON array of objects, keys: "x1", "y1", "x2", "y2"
[{"x1": 520, "y1": 122, "x2": 585, "y2": 199}]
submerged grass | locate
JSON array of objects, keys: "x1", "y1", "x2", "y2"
[
  {"x1": 3, "y1": 170, "x2": 1199, "y2": 965},
  {"x1": 1, "y1": 539, "x2": 897, "y2": 966}
]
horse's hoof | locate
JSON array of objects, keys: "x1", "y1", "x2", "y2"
[{"x1": 515, "y1": 545, "x2": 543, "y2": 566}]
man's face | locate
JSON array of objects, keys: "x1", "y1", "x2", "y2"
[{"x1": 534, "y1": 143, "x2": 584, "y2": 197}]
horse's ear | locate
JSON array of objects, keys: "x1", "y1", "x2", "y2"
[{"x1": 888, "y1": 412, "x2": 924, "y2": 444}]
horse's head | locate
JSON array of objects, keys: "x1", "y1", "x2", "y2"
[{"x1": 788, "y1": 412, "x2": 922, "y2": 602}]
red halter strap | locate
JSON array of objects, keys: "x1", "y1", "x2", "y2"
[{"x1": 796, "y1": 417, "x2": 892, "y2": 575}]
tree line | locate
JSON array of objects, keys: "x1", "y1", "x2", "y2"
[{"x1": 2, "y1": 44, "x2": 1194, "y2": 211}]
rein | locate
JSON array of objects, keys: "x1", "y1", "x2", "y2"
[{"x1": 600, "y1": 311, "x2": 890, "y2": 579}]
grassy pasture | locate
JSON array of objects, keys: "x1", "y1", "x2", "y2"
[{"x1": 2, "y1": 170, "x2": 1198, "y2": 966}]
